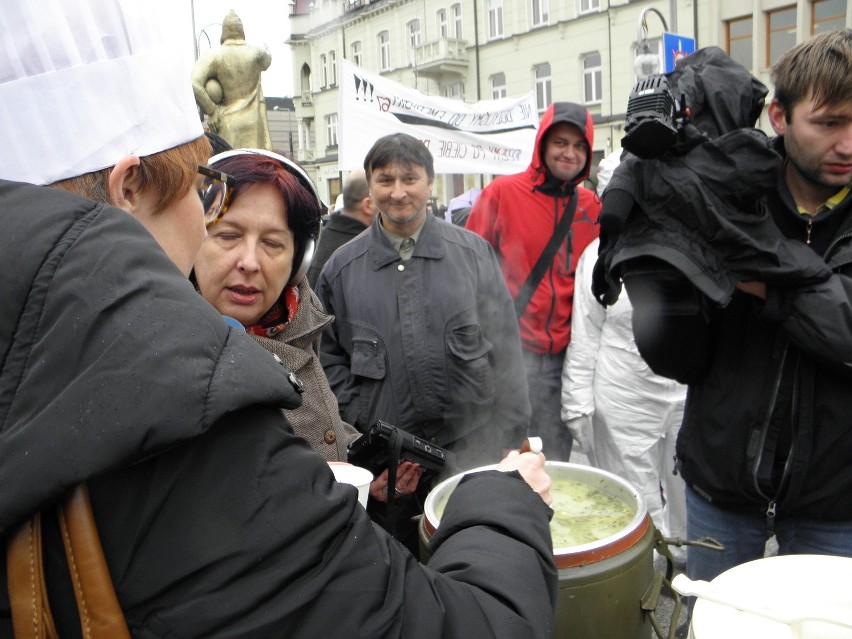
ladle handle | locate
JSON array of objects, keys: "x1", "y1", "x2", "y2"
[{"x1": 519, "y1": 437, "x2": 543, "y2": 455}]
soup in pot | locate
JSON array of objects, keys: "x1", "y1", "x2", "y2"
[
  {"x1": 434, "y1": 476, "x2": 634, "y2": 549},
  {"x1": 549, "y1": 478, "x2": 634, "y2": 548}
]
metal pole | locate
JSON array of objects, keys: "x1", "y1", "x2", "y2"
[
  {"x1": 637, "y1": 7, "x2": 669, "y2": 48},
  {"x1": 190, "y1": 0, "x2": 198, "y2": 60},
  {"x1": 635, "y1": 7, "x2": 670, "y2": 79}
]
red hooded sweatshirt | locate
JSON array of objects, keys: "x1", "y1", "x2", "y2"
[{"x1": 466, "y1": 102, "x2": 600, "y2": 355}]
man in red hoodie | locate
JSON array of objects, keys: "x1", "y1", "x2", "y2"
[{"x1": 466, "y1": 102, "x2": 601, "y2": 461}]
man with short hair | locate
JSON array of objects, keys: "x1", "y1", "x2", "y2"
[
  {"x1": 625, "y1": 30, "x2": 852, "y2": 584},
  {"x1": 466, "y1": 102, "x2": 601, "y2": 462},
  {"x1": 307, "y1": 168, "x2": 376, "y2": 287},
  {"x1": 316, "y1": 133, "x2": 532, "y2": 552}
]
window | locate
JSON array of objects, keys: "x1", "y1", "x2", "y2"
[
  {"x1": 579, "y1": 0, "x2": 600, "y2": 13},
  {"x1": 351, "y1": 40, "x2": 363, "y2": 67},
  {"x1": 329, "y1": 51, "x2": 337, "y2": 86},
  {"x1": 451, "y1": 4, "x2": 463, "y2": 38},
  {"x1": 327, "y1": 177, "x2": 341, "y2": 205},
  {"x1": 531, "y1": 0, "x2": 548, "y2": 27},
  {"x1": 319, "y1": 53, "x2": 328, "y2": 87},
  {"x1": 812, "y1": 0, "x2": 846, "y2": 34},
  {"x1": 766, "y1": 6, "x2": 797, "y2": 68},
  {"x1": 378, "y1": 31, "x2": 391, "y2": 71},
  {"x1": 534, "y1": 63, "x2": 551, "y2": 115},
  {"x1": 300, "y1": 63, "x2": 312, "y2": 104},
  {"x1": 443, "y1": 82, "x2": 464, "y2": 99},
  {"x1": 488, "y1": 0, "x2": 503, "y2": 39},
  {"x1": 437, "y1": 9, "x2": 448, "y2": 38},
  {"x1": 491, "y1": 73, "x2": 507, "y2": 99},
  {"x1": 325, "y1": 113, "x2": 338, "y2": 147},
  {"x1": 583, "y1": 52, "x2": 602, "y2": 104},
  {"x1": 408, "y1": 19, "x2": 422, "y2": 48},
  {"x1": 726, "y1": 16, "x2": 753, "y2": 70}
]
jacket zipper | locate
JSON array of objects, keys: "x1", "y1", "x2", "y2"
[
  {"x1": 543, "y1": 195, "x2": 567, "y2": 353},
  {"x1": 751, "y1": 345, "x2": 797, "y2": 534},
  {"x1": 824, "y1": 230, "x2": 852, "y2": 263},
  {"x1": 750, "y1": 231, "x2": 852, "y2": 530}
]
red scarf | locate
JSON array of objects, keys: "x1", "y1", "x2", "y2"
[{"x1": 245, "y1": 285, "x2": 299, "y2": 337}]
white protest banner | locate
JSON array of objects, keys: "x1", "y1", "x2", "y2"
[{"x1": 339, "y1": 58, "x2": 538, "y2": 174}]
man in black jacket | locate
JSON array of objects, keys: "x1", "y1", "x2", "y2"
[
  {"x1": 307, "y1": 168, "x2": 376, "y2": 287},
  {"x1": 623, "y1": 30, "x2": 852, "y2": 585},
  {"x1": 0, "y1": 2, "x2": 558, "y2": 637}
]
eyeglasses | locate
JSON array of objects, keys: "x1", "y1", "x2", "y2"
[{"x1": 197, "y1": 165, "x2": 236, "y2": 227}]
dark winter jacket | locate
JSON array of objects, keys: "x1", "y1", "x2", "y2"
[
  {"x1": 306, "y1": 212, "x2": 368, "y2": 288},
  {"x1": 465, "y1": 102, "x2": 601, "y2": 355},
  {"x1": 316, "y1": 212, "x2": 531, "y2": 470},
  {"x1": 0, "y1": 180, "x2": 557, "y2": 638},
  {"x1": 624, "y1": 148, "x2": 852, "y2": 521}
]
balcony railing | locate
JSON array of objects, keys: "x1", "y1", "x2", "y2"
[{"x1": 413, "y1": 38, "x2": 469, "y2": 78}]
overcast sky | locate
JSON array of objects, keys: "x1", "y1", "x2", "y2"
[{"x1": 179, "y1": 1, "x2": 294, "y2": 98}]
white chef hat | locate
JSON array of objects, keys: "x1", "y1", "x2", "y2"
[{"x1": 0, "y1": 0, "x2": 203, "y2": 185}]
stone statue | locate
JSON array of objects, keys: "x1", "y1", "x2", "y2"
[{"x1": 192, "y1": 10, "x2": 272, "y2": 150}]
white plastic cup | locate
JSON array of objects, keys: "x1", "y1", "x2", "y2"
[{"x1": 328, "y1": 462, "x2": 373, "y2": 508}]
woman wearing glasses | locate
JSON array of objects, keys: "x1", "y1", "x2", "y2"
[
  {"x1": 1, "y1": 3, "x2": 556, "y2": 635},
  {"x1": 51, "y1": 141, "x2": 217, "y2": 277},
  {"x1": 194, "y1": 149, "x2": 422, "y2": 497}
]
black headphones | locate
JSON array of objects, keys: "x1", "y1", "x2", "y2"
[{"x1": 208, "y1": 148, "x2": 320, "y2": 286}]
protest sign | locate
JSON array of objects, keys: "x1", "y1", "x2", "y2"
[{"x1": 339, "y1": 58, "x2": 538, "y2": 174}]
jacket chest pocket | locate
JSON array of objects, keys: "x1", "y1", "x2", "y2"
[
  {"x1": 446, "y1": 322, "x2": 495, "y2": 404},
  {"x1": 348, "y1": 331, "x2": 387, "y2": 429},
  {"x1": 351, "y1": 334, "x2": 386, "y2": 380},
  {"x1": 555, "y1": 231, "x2": 574, "y2": 278}
]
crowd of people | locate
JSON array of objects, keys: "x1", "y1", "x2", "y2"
[
  {"x1": 0, "y1": 2, "x2": 553, "y2": 637},
  {"x1": 1, "y1": 0, "x2": 850, "y2": 635}
]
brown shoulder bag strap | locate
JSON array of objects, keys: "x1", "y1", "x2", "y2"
[
  {"x1": 7, "y1": 511, "x2": 59, "y2": 639},
  {"x1": 7, "y1": 483, "x2": 131, "y2": 639}
]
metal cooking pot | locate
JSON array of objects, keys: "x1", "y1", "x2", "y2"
[{"x1": 420, "y1": 461, "x2": 659, "y2": 639}]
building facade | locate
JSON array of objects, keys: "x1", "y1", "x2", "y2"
[
  {"x1": 287, "y1": 0, "x2": 849, "y2": 207},
  {"x1": 267, "y1": 96, "x2": 301, "y2": 160}
]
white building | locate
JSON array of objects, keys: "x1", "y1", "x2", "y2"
[{"x1": 287, "y1": 0, "x2": 849, "y2": 207}]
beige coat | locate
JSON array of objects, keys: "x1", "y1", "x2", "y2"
[{"x1": 252, "y1": 279, "x2": 359, "y2": 462}]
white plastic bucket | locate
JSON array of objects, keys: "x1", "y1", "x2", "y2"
[{"x1": 690, "y1": 554, "x2": 852, "y2": 639}]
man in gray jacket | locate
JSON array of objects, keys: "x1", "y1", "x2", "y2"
[{"x1": 316, "y1": 133, "x2": 532, "y2": 549}]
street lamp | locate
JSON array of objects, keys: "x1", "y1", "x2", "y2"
[
  {"x1": 273, "y1": 105, "x2": 296, "y2": 159},
  {"x1": 195, "y1": 23, "x2": 222, "y2": 60},
  {"x1": 633, "y1": 7, "x2": 668, "y2": 79}
]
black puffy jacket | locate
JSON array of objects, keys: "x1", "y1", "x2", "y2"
[{"x1": 0, "y1": 180, "x2": 557, "y2": 638}]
